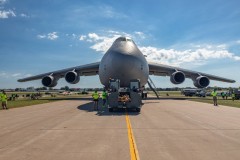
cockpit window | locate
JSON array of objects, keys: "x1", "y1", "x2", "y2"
[
  {"x1": 116, "y1": 37, "x2": 132, "y2": 42},
  {"x1": 117, "y1": 37, "x2": 126, "y2": 41},
  {"x1": 126, "y1": 38, "x2": 132, "y2": 42}
]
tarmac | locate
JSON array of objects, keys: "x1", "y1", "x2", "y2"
[{"x1": 0, "y1": 98, "x2": 240, "y2": 160}]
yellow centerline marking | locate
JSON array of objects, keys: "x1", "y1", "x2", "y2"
[{"x1": 125, "y1": 111, "x2": 140, "y2": 160}]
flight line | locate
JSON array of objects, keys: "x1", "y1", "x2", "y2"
[{"x1": 1, "y1": 98, "x2": 240, "y2": 160}]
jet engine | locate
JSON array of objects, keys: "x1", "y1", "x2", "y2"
[
  {"x1": 193, "y1": 76, "x2": 210, "y2": 88},
  {"x1": 65, "y1": 71, "x2": 80, "y2": 84},
  {"x1": 42, "y1": 75, "x2": 58, "y2": 87},
  {"x1": 170, "y1": 71, "x2": 185, "y2": 84}
]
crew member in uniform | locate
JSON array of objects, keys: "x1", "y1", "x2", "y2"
[
  {"x1": 102, "y1": 89, "x2": 108, "y2": 109},
  {"x1": 1, "y1": 91, "x2": 8, "y2": 110},
  {"x1": 211, "y1": 89, "x2": 218, "y2": 106},
  {"x1": 92, "y1": 90, "x2": 100, "y2": 110}
]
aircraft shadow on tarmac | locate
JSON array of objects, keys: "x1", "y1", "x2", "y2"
[
  {"x1": 77, "y1": 99, "x2": 140, "y2": 116},
  {"x1": 43, "y1": 97, "x2": 93, "y2": 101},
  {"x1": 146, "y1": 97, "x2": 188, "y2": 100}
]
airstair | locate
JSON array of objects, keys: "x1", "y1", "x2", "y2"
[{"x1": 147, "y1": 77, "x2": 160, "y2": 99}]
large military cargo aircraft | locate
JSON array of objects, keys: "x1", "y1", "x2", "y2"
[
  {"x1": 18, "y1": 36, "x2": 235, "y2": 88},
  {"x1": 18, "y1": 37, "x2": 235, "y2": 112}
]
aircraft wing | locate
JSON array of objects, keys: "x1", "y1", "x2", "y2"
[
  {"x1": 18, "y1": 62, "x2": 100, "y2": 82},
  {"x1": 148, "y1": 62, "x2": 235, "y2": 83}
]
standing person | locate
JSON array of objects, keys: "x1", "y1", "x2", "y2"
[
  {"x1": 0, "y1": 91, "x2": 2, "y2": 109},
  {"x1": 232, "y1": 93, "x2": 235, "y2": 101},
  {"x1": 102, "y1": 89, "x2": 108, "y2": 109},
  {"x1": 1, "y1": 91, "x2": 8, "y2": 110},
  {"x1": 222, "y1": 92, "x2": 225, "y2": 99},
  {"x1": 92, "y1": 90, "x2": 100, "y2": 110},
  {"x1": 211, "y1": 89, "x2": 218, "y2": 106}
]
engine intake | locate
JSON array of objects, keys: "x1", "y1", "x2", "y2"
[
  {"x1": 170, "y1": 71, "x2": 185, "y2": 84},
  {"x1": 65, "y1": 71, "x2": 80, "y2": 84},
  {"x1": 193, "y1": 76, "x2": 210, "y2": 88},
  {"x1": 42, "y1": 75, "x2": 58, "y2": 87}
]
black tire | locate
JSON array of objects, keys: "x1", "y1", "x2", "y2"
[
  {"x1": 109, "y1": 108, "x2": 113, "y2": 112},
  {"x1": 136, "y1": 108, "x2": 141, "y2": 112}
]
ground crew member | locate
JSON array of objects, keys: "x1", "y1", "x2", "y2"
[
  {"x1": 1, "y1": 91, "x2": 8, "y2": 110},
  {"x1": 92, "y1": 90, "x2": 100, "y2": 110},
  {"x1": 211, "y1": 89, "x2": 218, "y2": 106},
  {"x1": 102, "y1": 89, "x2": 108, "y2": 109},
  {"x1": 0, "y1": 91, "x2": 2, "y2": 107},
  {"x1": 221, "y1": 92, "x2": 225, "y2": 99},
  {"x1": 232, "y1": 93, "x2": 235, "y2": 101}
]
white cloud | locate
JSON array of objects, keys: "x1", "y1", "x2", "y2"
[
  {"x1": 0, "y1": 72, "x2": 7, "y2": 77},
  {"x1": 79, "y1": 35, "x2": 86, "y2": 41},
  {"x1": 134, "y1": 31, "x2": 145, "y2": 39},
  {"x1": 71, "y1": 5, "x2": 127, "y2": 21},
  {"x1": 20, "y1": 13, "x2": 29, "y2": 18},
  {"x1": 233, "y1": 56, "x2": 240, "y2": 60},
  {"x1": 0, "y1": 9, "x2": 16, "y2": 18},
  {"x1": 37, "y1": 32, "x2": 59, "y2": 40},
  {"x1": 24, "y1": 74, "x2": 32, "y2": 77},
  {"x1": 140, "y1": 45, "x2": 240, "y2": 66},
  {"x1": 37, "y1": 35, "x2": 46, "y2": 39},
  {"x1": 12, "y1": 73, "x2": 22, "y2": 77},
  {"x1": 79, "y1": 30, "x2": 240, "y2": 66},
  {"x1": 95, "y1": 5, "x2": 127, "y2": 19},
  {"x1": 88, "y1": 33, "x2": 101, "y2": 41},
  {"x1": 0, "y1": 0, "x2": 7, "y2": 5},
  {"x1": 236, "y1": 40, "x2": 240, "y2": 44},
  {"x1": 79, "y1": 30, "x2": 138, "y2": 53},
  {"x1": 90, "y1": 35, "x2": 120, "y2": 52},
  {"x1": 0, "y1": 72, "x2": 31, "y2": 79},
  {"x1": 47, "y1": 32, "x2": 58, "y2": 40},
  {"x1": 79, "y1": 31, "x2": 127, "y2": 53}
]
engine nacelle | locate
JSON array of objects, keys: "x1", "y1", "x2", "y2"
[
  {"x1": 65, "y1": 71, "x2": 80, "y2": 84},
  {"x1": 193, "y1": 76, "x2": 210, "y2": 88},
  {"x1": 170, "y1": 71, "x2": 185, "y2": 84},
  {"x1": 42, "y1": 75, "x2": 58, "y2": 87}
]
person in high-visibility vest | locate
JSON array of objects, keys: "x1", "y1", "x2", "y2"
[
  {"x1": 1, "y1": 91, "x2": 8, "y2": 110},
  {"x1": 211, "y1": 89, "x2": 218, "y2": 106},
  {"x1": 0, "y1": 91, "x2": 2, "y2": 108},
  {"x1": 232, "y1": 93, "x2": 235, "y2": 101},
  {"x1": 92, "y1": 90, "x2": 100, "y2": 110},
  {"x1": 102, "y1": 89, "x2": 108, "y2": 109}
]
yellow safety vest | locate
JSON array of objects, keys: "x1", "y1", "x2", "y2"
[
  {"x1": 102, "y1": 91, "x2": 107, "y2": 99},
  {"x1": 232, "y1": 94, "x2": 235, "y2": 98},
  {"x1": 92, "y1": 93, "x2": 99, "y2": 100},
  {"x1": 211, "y1": 91, "x2": 217, "y2": 97},
  {"x1": 1, "y1": 94, "x2": 7, "y2": 102}
]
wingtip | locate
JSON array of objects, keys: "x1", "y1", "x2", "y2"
[{"x1": 17, "y1": 79, "x2": 23, "y2": 82}]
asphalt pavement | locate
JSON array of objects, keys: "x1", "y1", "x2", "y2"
[{"x1": 0, "y1": 98, "x2": 240, "y2": 160}]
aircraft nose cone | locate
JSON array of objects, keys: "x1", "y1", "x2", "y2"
[{"x1": 107, "y1": 51, "x2": 148, "y2": 87}]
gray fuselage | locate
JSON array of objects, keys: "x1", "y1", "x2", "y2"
[{"x1": 99, "y1": 37, "x2": 149, "y2": 88}]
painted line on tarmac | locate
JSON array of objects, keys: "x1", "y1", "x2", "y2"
[{"x1": 125, "y1": 111, "x2": 140, "y2": 160}]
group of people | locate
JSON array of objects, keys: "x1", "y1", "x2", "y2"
[
  {"x1": 92, "y1": 89, "x2": 108, "y2": 111},
  {"x1": 0, "y1": 91, "x2": 8, "y2": 110},
  {"x1": 211, "y1": 89, "x2": 236, "y2": 106}
]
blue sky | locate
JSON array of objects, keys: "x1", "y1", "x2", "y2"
[{"x1": 0, "y1": 0, "x2": 240, "y2": 89}]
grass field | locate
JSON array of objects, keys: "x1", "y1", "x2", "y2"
[
  {"x1": 1, "y1": 91, "x2": 239, "y2": 110},
  {"x1": 3, "y1": 99, "x2": 59, "y2": 109},
  {"x1": 189, "y1": 97, "x2": 240, "y2": 108},
  {"x1": 0, "y1": 93, "x2": 90, "y2": 110},
  {"x1": 149, "y1": 91, "x2": 240, "y2": 108}
]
